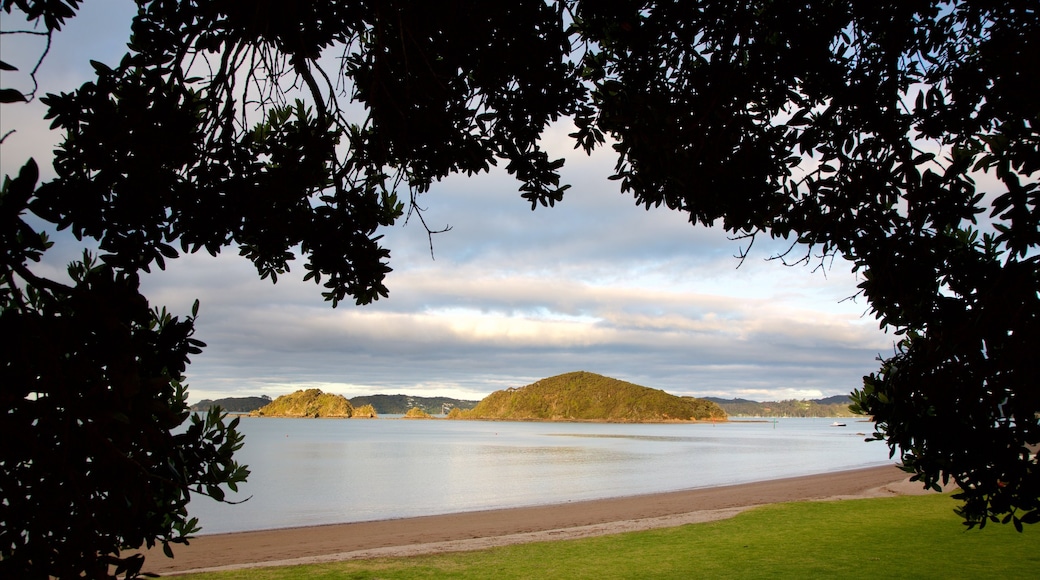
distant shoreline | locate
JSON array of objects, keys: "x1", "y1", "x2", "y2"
[
  {"x1": 230, "y1": 413, "x2": 729, "y2": 423},
  {"x1": 226, "y1": 414, "x2": 868, "y2": 423}
]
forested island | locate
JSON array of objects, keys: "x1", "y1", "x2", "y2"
[
  {"x1": 193, "y1": 392, "x2": 477, "y2": 416},
  {"x1": 251, "y1": 389, "x2": 357, "y2": 418},
  {"x1": 195, "y1": 382, "x2": 859, "y2": 421},
  {"x1": 449, "y1": 371, "x2": 726, "y2": 422}
]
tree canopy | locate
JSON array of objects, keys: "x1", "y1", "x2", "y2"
[
  {"x1": 568, "y1": 0, "x2": 1039, "y2": 531},
  {"x1": 1, "y1": 0, "x2": 1037, "y2": 576}
]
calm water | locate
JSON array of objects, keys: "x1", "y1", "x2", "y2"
[{"x1": 189, "y1": 417, "x2": 892, "y2": 534}]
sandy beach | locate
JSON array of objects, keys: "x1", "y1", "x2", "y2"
[{"x1": 140, "y1": 464, "x2": 945, "y2": 576}]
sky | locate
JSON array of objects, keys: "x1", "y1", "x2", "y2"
[{"x1": 1, "y1": 2, "x2": 896, "y2": 403}]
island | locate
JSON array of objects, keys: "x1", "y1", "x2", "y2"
[
  {"x1": 252, "y1": 389, "x2": 356, "y2": 418},
  {"x1": 449, "y1": 371, "x2": 726, "y2": 422},
  {"x1": 402, "y1": 407, "x2": 434, "y2": 419},
  {"x1": 199, "y1": 391, "x2": 859, "y2": 420},
  {"x1": 206, "y1": 373, "x2": 733, "y2": 422}
]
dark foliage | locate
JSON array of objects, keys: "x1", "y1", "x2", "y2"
[
  {"x1": 570, "y1": 1, "x2": 1038, "y2": 529},
  {"x1": 2, "y1": 1, "x2": 578, "y2": 575},
  {"x1": 0, "y1": 244, "x2": 248, "y2": 577},
  {"x1": 1, "y1": 1, "x2": 1037, "y2": 576}
]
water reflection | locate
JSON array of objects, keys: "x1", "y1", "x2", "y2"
[{"x1": 547, "y1": 433, "x2": 704, "y2": 443}]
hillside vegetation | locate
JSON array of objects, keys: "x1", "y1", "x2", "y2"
[
  {"x1": 195, "y1": 392, "x2": 856, "y2": 419},
  {"x1": 352, "y1": 404, "x2": 378, "y2": 418},
  {"x1": 458, "y1": 371, "x2": 726, "y2": 422},
  {"x1": 191, "y1": 396, "x2": 270, "y2": 413},
  {"x1": 349, "y1": 394, "x2": 478, "y2": 415},
  {"x1": 253, "y1": 389, "x2": 354, "y2": 418},
  {"x1": 705, "y1": 396, "x2": 861, "y2": 418}
]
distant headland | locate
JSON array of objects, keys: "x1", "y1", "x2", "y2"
[
  {"x1": 190, "y1": 371, "x2": 862, "y2": 421},
  {"x1": 191, "y1": 392, "x2": 479, "y2": 417}
]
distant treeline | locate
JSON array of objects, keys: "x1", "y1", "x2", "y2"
[
  {"x1": 191, "y1": 396, "x2": 271, "y2": 413},
  {"x1": 348, "y1": 394, "x2": 479, "y2": 415},
  {"x1": 193, "y1": 390, "x2": 857, "y2": 419},
  {"x1": 704, "y1": 395, "x2": 859, "y2": 418},
  {"x1": 191, "y1": 394, "x2": 478, "y2": 415}
]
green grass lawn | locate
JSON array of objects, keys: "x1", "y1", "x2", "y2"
[{"x1": 180, "y1": 494, "x2": 1039, "y2": 579}]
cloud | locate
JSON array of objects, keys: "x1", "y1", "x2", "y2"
[{"x1": 136, "y1": 233, "x2": 890, "y2": 404}]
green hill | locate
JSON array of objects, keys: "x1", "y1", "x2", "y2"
[
  {"x1": 403, "y1": 407, "x2": 434, "y2": 419},
  {"x1": 352, "y1": 404, "x2": 378, "y2": 418},
  {"x1": 191, "y1": 396, "x2": 271, "y2": 413},
  {"x1": 349, "y1": 394, "x2": 479, "y2": 415},
  {"x1": 704, "y1": 396, "x2": 860, "y2": 418},
  {"x1": 253, "y1": 388, "x2": 354, "y2": 418},
  {"x1": 458, "y1": 371, "x2": 726, "y2": 422}
]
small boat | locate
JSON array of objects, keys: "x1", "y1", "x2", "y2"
[{"x1": 830, "y1": 421, "x2": 847, "y2": 427}]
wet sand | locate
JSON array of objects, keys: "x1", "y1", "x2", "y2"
[{"x1": 143, "y1": 464, "x2": 936, "y2": 576}]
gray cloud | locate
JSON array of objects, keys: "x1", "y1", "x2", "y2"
[{"x1": 138, "y1": 218, "x2": 890, "y2": 404}]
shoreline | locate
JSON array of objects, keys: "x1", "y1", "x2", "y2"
[{"x1": 142, "y1": 464, "x2": 941, "y2": 576}]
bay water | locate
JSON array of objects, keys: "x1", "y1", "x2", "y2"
[{"x1": 189, "y1": 417, "x2": 893, "y2": 535}]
